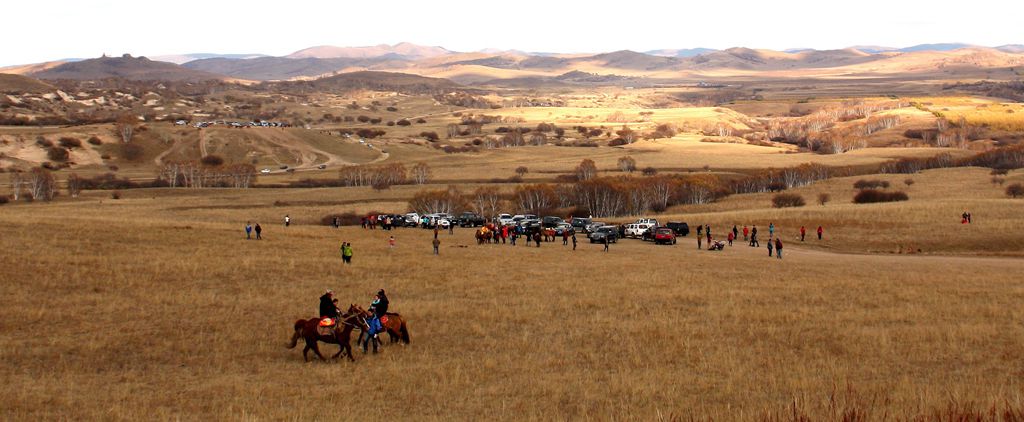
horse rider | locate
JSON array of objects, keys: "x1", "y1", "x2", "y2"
[
  {"x1": 371, "y1": 289, "x2": 389, "y2": 318},
  {"x1": 319, "y1": 290, "x2": 339, "y2": 322}
]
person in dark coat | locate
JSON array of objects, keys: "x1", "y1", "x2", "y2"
[
  {"x1": 254, "y1": 223, "x2": 263, "y2": 240},
  {"x1": 372, "y1": 289, "x2": 389, "y2": 318},
  {"x1": 775, "y1": 238, "x2": 783, "y2": 259},
  {"x1": 319, "y1": 290, "x2": 339, "y2": 319}
]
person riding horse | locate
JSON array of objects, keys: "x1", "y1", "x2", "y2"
[
  {"x1": 373, "y1": 289, "x2": 389, "y2": 318},
  {"x1": 319, "y1": 290, "x2": 339, "y2": 320}
]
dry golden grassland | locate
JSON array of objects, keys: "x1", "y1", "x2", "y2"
[{"x1": 2, "y1": 165, "x2": 1024, "y2": 420}]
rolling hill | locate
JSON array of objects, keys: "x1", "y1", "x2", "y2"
[
  {"x1": 0, "y1": 73, "x2": 55, "y2": 94},
  {"x1": 271, "y1": 71, "x2": 459, "y2": 94},
  {"x1": 30, "y1": 54, "x2": 227, "y2": 81},
  {"x1": 287, "y1": 42, "x2": 452, "y2": 59},
  {"x1": 183, "y1": 56, "x2": 409, "y2": 81}
]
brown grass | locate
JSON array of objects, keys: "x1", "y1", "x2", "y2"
[{"x1": 1, "y1": 167, "x2": 1024, "y2": 419}]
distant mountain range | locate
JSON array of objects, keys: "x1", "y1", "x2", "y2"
[{"x1": 3, "y1": 42, "x2": 1023, "y2": 86}]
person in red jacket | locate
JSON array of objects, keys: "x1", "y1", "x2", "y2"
[
  {"x1": 727, "y1": 231, "x2": 734, "y2": 246},
  {"x1": 817, "y1": 225, "x2": 823, "y2": 240},
  {"x1": 800, "y1": 226, "x2": 806, "y2": 242}
]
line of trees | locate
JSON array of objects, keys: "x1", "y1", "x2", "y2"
[{"x1": 157, "y1": 161, "x2": 257, "y2": 188}]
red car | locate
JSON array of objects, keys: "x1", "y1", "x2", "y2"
[{"x1": 653, "y1": 227, "x2": 676, "y2": 245}]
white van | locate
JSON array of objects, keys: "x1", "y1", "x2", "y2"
[{"x1": 625, "y1": 222, "x2": 655, "y2": 238}]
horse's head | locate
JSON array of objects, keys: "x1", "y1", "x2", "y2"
[{"x1": 347, "y1": 304, "x2": 368, "y2": 316}]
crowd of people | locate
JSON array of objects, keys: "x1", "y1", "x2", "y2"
[{"x1": 693, "y1": 222, "x2": 825, "y2": 260}]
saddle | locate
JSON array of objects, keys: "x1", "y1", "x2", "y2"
[{"x1": 317, "y1": 317, "x2": 336, "y2": 336}]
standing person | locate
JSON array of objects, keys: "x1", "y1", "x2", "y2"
[
  {"x1": 697, "y1": 233, "x2": 703, "y2": 249},
  {"x1": 572, "y1": 232, "x2": 578, "y2": 251},
  {"x1": 696, "y1": 224, "x2": 703, "y2": 239},
  {"x1": 743, "y1": 225, "x2": 749, "y2": 242},
  {"x1": 255, "y1": 223, "x2": 263, "y2": 240},
  {"x1": 342, "y1": 243, "x2": 353, "y2": 264},
  {"x1": 602, "y1": 235, "x2": 609, "y2": 252},
  {"x1": 433, "y1": 227, "x2": 439, "y2": 239},
  {"x1": 284, "y1": 215, "x2": 291, "y2": 227},
  {"x1": 562, "y1": 230, "x2": 570, "y2": 246},
  {"x1": 361, "y1": 217, "x2": 367, "y2": 229},
  {"x1": 245, "y1": 221, "x2": 253, "y2": 240},
  {"x1": 534, "y1": 232, "x2": 541, "y2": 248},
  {"x1": 800, "y1": 226, "x2": 806, "y2": 242},
  {"x1": 817, "y1": 225, "x2": 823, "y2": 240},
  {"x1": 768, "y1": 222, "x2": 775, "y2": 239},
  {"x1": 967, "y1": 212, "x2": 972, "y2": 224},
  {"x1": 333, "y1": 217, "x2": 339, "y2": 228},
  {"x1": 750, "y1": 226, "x2": 758, "y2": 246},
  {"x1": 705, "y1": 225, "x2": 712, "y2": 246},
  {"x1": 732, "y1": 225, "x2": 739, "y2": 242},
  {"x1": 432, "y1": 237, "x2": 440, "y2": 255},
  {"x1": 775, "y1": 238, "x2": 783, "y2": 260},
  {"x1": 767, "y1": 239, "x2": 774, "y2": 257},
  {"x1": 510, "y1": 231, "x2": 517, "y2": 246},
  {"x1": 388, "y1": 236, "x2": 396, "y2": 249},
  {"x1": 448, "y1": 222, "x2": 454, "y2": 235},
  {"x1": 727, "y1": 231, "x2": 734, "y2": 246}
]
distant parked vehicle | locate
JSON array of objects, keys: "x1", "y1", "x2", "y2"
[
  {"x1": 404, "y1": 213, "x2": 421, "y2": 227},
  {"x1": 584, "y1": 222, "x2": 606, "y2": 234},
  {"x1": 496, "y1": 214, "x2": 515, "y2": 225},
  {"x1": 260, "y1": 168, "x2": 272, "y2": 174},
  {"x1": 589, "y1": 226, "x2": 619, "y2": 243},
  {"x1": 455, "y1": 212, "x2": 486, "y2": 227},
  {"x1": 665, "y1": 222, "x2": 690, "y2": 236},
  {"x1": 318, "y1": 164, "x2": 327, "y2": 169},
  {"x1": 652, "y1": 227, "x2": 677, "y2": 245},
  {"x1": 624, "y1": 223, "x2": 655, "y2": 238},
  {"x1": 554, "y1": 222, "x2": 574, "y2": 236},
  {"x1": 570, "y1": 217, "x2": 592, "y2": 231},
  {"x1": 279, "y1": 165, "x2": 289, "y2": 170},
  {"x1": 541, "y1": 216, "x2": 564, "y2": 228}
]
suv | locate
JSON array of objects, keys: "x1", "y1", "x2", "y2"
[
  {"x1": 634, "y1": 218, "x2": 659, "y2": 227},
  {"x1": 666, "y1": 222, "x2": 690, "y2": 236},
  {"x1": 404, "y1": 213, "x2": 421, "y2": 227},
  {"x1": 624, "y1": 223, "x2": 655, "y2": 238},
  {"x1": 589, "y1": 226, "x2": 619, "y2": 243},
  {"x1": 584, "y1": 221, "x2": 606, "y2": 234},
  {"x1": 570, "y1": 217, "x2": 592, "y2": 231},
  {"x1": 456, "y1": 212, "x2": 486, "y2": 227},
  {"x1": 496, "y1": 214, "x2": 515, "y2": 225},
  {"x1": 541, "y1": 216, "x2": 564, "y2": 228},
  {"x1": 652, "y1": 227, "x2": 677, "y2": 245}
]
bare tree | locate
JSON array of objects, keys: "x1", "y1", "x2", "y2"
[
  {"x1": 9, "y1": 171, "x2": 23, "y2": 201},
  {"x1": 66, "y1": 173, "x2": 82, "y2": 198},
  {"x1": 410, "y1": 162, "x2": 432, "y2": 185},
  {"x1": 575, "y1": 159, "x2": 598, "y2": 181},
  {"x1": 617, "y1": 156, "x2": 637, "y2": 173},
  {"x1": 116, "y1": 113, "x2": 138, "y2": 144},
  {"x1": 515, "y1": 166, "x2": 529, "y2": 177},
  {"x1": 446, "y1": 123, "x2": 461, "y2": 139},
  {"x1": 26, "y1": 168, "x2": 57, "y2": 201}
]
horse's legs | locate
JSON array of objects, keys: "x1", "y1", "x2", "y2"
[
  {"x1": 310, "y1": 340, "x2": 326, "y2": 361},
  {"x1": 345, "y1": 342, "x2": 355, "y2": 362},
  {"x1": 302, "y1": 344, "x2": 311, "y2": 362}
]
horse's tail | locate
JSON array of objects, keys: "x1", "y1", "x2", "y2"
[
  {"x1": 286, "y1": 320, "x2": 304, "y2": 349},
  {"x1": 399, "y1": 320, "x2": 410, "y2": 344}
]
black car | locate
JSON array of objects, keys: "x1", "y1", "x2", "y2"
[
  {"x1": 541, "y1": 216, "x2": 564, "y2": 228},
  {"x1": 666, "y1": 222, "x2": 690, "y2": 236},
  {"x1": 570, "y1": 217, "x2": 592, "y2": 231},
  {"x1": 455, "y1": 212, "x2": 486, "y2": 227},
  {"x1": 589, "y1": 226, "x2": 619, "y2": 243}
]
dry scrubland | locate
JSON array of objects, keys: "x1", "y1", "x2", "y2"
[{"x1": 2, "y1": 166, "x2": 1024, "y2": 420}]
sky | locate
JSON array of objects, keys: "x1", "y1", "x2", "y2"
[{"x1": 3, "y1": 0, "x2": 1021, "y2": 66}]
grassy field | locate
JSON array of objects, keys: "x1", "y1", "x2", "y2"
[{"x1": 1, "y1": 164, "x2": 1023, "y2": 420}]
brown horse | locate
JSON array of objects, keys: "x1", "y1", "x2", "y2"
[
  {"x1": 349, "y1": 304, "x2": 411, "y2": 345},
  {"x1": 286, "y1": 313, "x2": 367, "y2": 362},
  {"x1": 475, "y1": 228, "x2": 493, "y2": 244}
]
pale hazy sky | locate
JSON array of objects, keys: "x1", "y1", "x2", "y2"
[{"x1": 3, "y1": 0, "x2": 1020, "y2": 66}]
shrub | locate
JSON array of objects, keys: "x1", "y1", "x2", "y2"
[
  {"x1": 1007, "y1": 183, "x2": 1024, "y2": 198},
  {"x1": 110, "y1": 191, "x2": 121, "y2": 200},
  {"x1": 200, "y1": 155, "x2": 224, "y2": 166},
  {"x1": 396, "y1": 119, "x2": 411, "y2": 126},
  {"x1": 58, "y1": 137, "x2": 82, "y2": 149},
  {"x1": 420, "y1": 131, "x2": 440, "y2": 142},
  {"x1": 386, "y1": 121, "x2": 395, "y2": 126},
  {"x1": 0, "y1": 196, "x2": 8, "y2": 205},
  {"x1": 817, "y1": 193, "x2": 831, "y2": 206},
  {"x1": 369, "y1": 118, "x2": 382, "y2": 124},
  {"x1": 608, "y1": 138, "x2": 628, "y2": 146},
  {"x1": 853, "y1": 179, "x2": 891, "y2": 189},
  {"x1": 772, "y1": 193, "x2": 806, "y2": 208},
  {"x1": 641, "y1": 167, "x2": 658, "y2": 176},
  {"x1": 47, "y1": 146, "x2": 69, "y2": 162},
  {"x1": 904, "y1": 178, "x2": 915, "y2": 186},
  {"x1": 36, "y1": 137, "x2": 53, "y2": 147},
  {"x1": 853, "y1": 189, "x2": 909, "y2": 203},
  {"x1": 416, "y1": 118, "x2": 427, "y2": 124},
  {"x1": 356, "y1": 115, "x2": 370, "y2": 123},
  {"x1": 386, "y1": 106, "x2": 398, "y2": 112},
  {"x1": 87, "y1": 136, "x2": 103, "y2": 145},
  {"x1": 515, "y1": 166, "x2": 529, "y2": 176}
]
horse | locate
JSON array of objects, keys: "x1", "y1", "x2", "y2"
[
  {"x1": 349, "y1": 304, "x2": 410, "y2": 346},
  {"x1": 542, "y1": 228, "x2": 556, "y2": 242},
  {"x1": 286, "y1": 313, "x2": 367, "y2": 362},
  {"x1": 475, "y1": 228, "x2": 493, "y2": 245}
]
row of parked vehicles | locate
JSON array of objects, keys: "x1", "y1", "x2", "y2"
[{"x1": 368, "y1": 211, "x2": 691, "y2": 246}]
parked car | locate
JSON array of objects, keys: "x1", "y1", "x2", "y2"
[
  {"x1": 496, "y1": 214, "x2": 515, "y2": 225},
  {"x1": 624, "y1": 223, "x2": 655, "y2": 238},
  {"x1": 260, "y1": 168, "x2": 272, "y2": 174},
  {"x1": 456, "y1": 212, "x2": 486, "y2": 227},
  {"x1": 554, "y1": 222, "x2": 574, "y2": 236},
  {"x1": 633, "y1": 218, "x2": 659, "y2": 227},
  {"x1": 666, "y1": 222, "x2": 690, "y2": 236},
  {"x1": 541, "y1": 216, "x2": 564, "y2": 228},
  {"x1": 570, "y1": 217, "x2": 592, "y2": 231},
  {"x1": 404, "y1": 213, "x2": 421, "y2": 227},
  {"x1": 318, "y1": 164, "x2": 327, "y2": 170},
  {"x1": 589, "y1": 226, "x2": 619, "y2": 243},
  {"x1": 584, "y1": 221, "x2": 606, "y2": 234},
  {"x1": 652, "y1": 227, "x2": 677, "y2": 245}
]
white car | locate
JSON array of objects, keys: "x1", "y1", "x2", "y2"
[
  {"x1": 260, "y1": 168, "x2": 272, "y2": 174},
  {"x1": 624, "y1": 223, "x2": 655, "y2": 238},
  {"x1": 496, "y1": 213, "x2": 514, "y2": 225}
]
